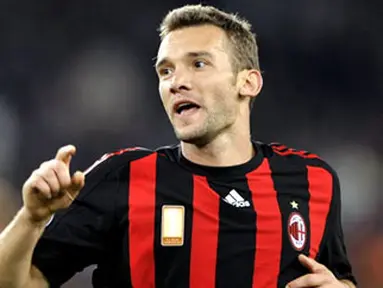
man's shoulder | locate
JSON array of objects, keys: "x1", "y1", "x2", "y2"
[
  {"x1": 258, "y1": 141, "x2": 336, "y2": 175},
  {"x1": 83, "y1": 147, "x2": 155, "y2": 176},
  {"x1": 83, "y1": 144, "x2": 180, "y2": 176}
]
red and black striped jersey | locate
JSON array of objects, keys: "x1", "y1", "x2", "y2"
[{"x1": 32, "y1": 141, "x2": 356, "y2": 288}]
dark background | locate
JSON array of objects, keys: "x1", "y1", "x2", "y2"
[{"x1": 0, "y1": 0, "x2": 382, "y2": 286}]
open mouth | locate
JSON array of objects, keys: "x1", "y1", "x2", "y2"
[{"x1": 175, "y1": 102, "x2": 200, "y2": 115}]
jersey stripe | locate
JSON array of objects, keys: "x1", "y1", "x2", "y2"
[
  {"x1": 247, "y1": 158, "x2": 282, "y2": 287},
  {"x1": 154, "y1": 156, "x2": 194, "y2": 287},
  {"x1": 307, "y1": 166, "x2": 333, "y2": 259},
  {"x1": 212, "y1": 179, "x2": 256, "y2": 288},
  {"x1": 129, "y1": 153, "x2": 157, "y2": 288},
  {"x1": 269, "y1": 155, "x2": 311, "y2": 287},
  {"x1": 190, "y1": 175, "x2": 220, "y2": 288}
]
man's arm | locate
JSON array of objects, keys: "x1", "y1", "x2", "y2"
[
  {"x1": 0, "y1": 208, "x2": 49, "y2": 288},
  {"x1": 0, "y1": 145, "x2": 84, "y2": 288}
]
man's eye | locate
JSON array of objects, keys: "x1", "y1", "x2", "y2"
[
  {"x1": 194, "y1": 60, "x2": 206, "y2": 68},
  {"x1": 160, "y1": 68, "x2": 172, "y2": 75}
]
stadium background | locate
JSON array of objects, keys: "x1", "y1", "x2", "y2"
[{"x1": 0, "y1": 0, "x2": 382, "y2": 287}]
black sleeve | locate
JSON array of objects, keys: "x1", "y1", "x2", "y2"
[
  {"x1": 318, "y1": 171, "x2": 357, "y2": 285},
  {"x1": 32, "y1": 156, "x2": 121, "y2": 287}
]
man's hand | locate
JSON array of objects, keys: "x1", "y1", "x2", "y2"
[
  {"x1": 21, "y1": 145, "x2": 85, "y2": 224},
  {"x1": 286, "y1": 254, "x2": 353, "y2": 288}
]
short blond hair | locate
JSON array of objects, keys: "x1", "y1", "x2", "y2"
[{"x1": 159, "y1": 4, "x2": 260, "y2": 74}]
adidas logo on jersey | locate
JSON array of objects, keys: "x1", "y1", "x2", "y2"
[{"x1": 223, "y1": 189, "x2": 250, "y2": 208}]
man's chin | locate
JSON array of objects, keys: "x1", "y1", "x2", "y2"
[{"x1": 175, "y1": 129, "x2": 210, "y2": 147}]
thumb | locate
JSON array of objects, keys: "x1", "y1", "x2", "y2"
[
  {"x1": 67, "y1": 171, "x2": 85, "y2": 199},
  {"x1": 298, "y1": 254, "x2": 326, "y2": 273}
]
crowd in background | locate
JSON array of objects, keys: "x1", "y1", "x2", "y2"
[{"x1": 0, "y1": 0, "x2": 382, "y2": 286}]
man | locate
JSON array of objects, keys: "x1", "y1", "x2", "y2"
[{"x1": 0, "y1": 4, "x2": 356, "y2": 288}]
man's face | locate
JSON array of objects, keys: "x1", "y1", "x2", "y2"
[{"x1": 156, "y1": 25, "x2": 242, "y2": 145}]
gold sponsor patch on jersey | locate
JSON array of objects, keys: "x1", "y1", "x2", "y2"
[{"x1": 161, "y1": 205, "x2": 185, "y2": 246}]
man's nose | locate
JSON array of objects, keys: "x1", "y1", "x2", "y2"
[{"x1": 169, "y1": 69, "x2": 192, "y2": 94}]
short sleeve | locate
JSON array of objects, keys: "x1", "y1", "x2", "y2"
[
  {"x1": 318, "y1": 171, "x2": 357, "y2": 285},
  {"x1": 32, "y1": 157, "x2": 121, "y2": 287}
]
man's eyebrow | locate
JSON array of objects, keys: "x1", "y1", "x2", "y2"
[
  {"x1": 154, "y1": 57, "x2": 169, "y2": 70},
  {"x1": 154, "y1": 51, "x2": 213, "y2": 69},
  {"x1": 185, "y1": 51, "x2": 213, "y2": 59}
]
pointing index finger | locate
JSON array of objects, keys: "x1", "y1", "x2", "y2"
[{"x1": 55, "y1": 145, "x2": 76, "y2": 166}]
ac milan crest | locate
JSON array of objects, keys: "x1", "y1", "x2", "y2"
[{"x1": 287, "y1": 212, "x2": 306, "y2": 251}]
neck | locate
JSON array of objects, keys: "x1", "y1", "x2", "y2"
[{"x1": 181, "y1": 128, "x2": 254, "y2": 167}]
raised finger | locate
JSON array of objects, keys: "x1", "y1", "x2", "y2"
[{"x1": 55, "y1": 145, "x2": 76, "y2": 167}]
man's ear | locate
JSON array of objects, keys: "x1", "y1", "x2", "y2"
[{"x1": 237, "y1": 69, "x2": 263, "y2": 99}]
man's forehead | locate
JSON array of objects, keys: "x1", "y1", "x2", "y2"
[{"x1": 158, "y1": 25, "x2": 227, "y2": 58}]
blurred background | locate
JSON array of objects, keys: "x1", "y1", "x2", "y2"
[{"x1": 0, "y1": 0, "x2": 381, "y2": 287}]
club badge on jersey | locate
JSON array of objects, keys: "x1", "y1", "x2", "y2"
[{"x1": 287, "y1": 211, "x2": 307, "y2": 251}]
